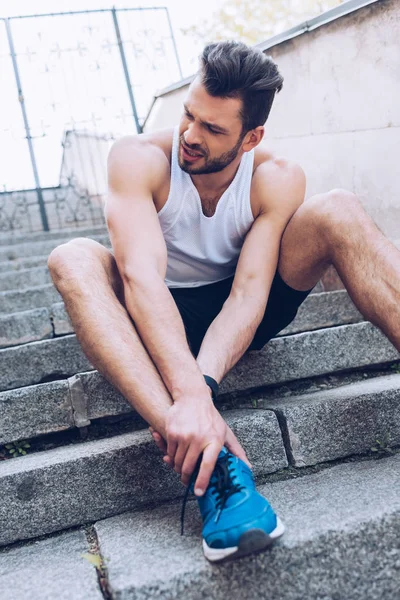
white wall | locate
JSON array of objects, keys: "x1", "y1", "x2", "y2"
[{"x1": 265, "y1": 0, "x2": 400, "y2": 246}]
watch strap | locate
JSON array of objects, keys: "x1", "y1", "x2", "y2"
[{"x1": 203, "y1": 374, "x2": 219, "y2": 402}]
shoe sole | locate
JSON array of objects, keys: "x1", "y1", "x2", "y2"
[{"x1": 203, "y1": 516, "x2": 285, "y2": 563}]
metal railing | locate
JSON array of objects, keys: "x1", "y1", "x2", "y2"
[{"x1": 0, "y1": 8, "x2": 182, "y2": 234}]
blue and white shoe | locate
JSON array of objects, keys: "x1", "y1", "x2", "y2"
[{"x1": 181, "y1": 447, "x2": 284, "y2": 562}]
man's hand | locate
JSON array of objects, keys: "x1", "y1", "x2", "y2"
[{"x1": 149, "y1": 396, "x2": 252, "y2": 496}]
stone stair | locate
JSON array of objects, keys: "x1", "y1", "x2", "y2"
[
  {"x1": 0, "y1": 229, "x2": 399, "y2": 599},
  {"x1": 96, "y1": 453, "x2": 400, "y2": 600}
]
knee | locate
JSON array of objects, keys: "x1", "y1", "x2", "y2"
[
  {"x1": 47, "y1": 237, "x2": 102, "y2": 286},
  {"x1": 303, "y1": 189, "x2": 364, "y2": 237}
]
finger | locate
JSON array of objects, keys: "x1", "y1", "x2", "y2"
[
  {"x1": 225, "y1": 428, "x2": 252, "y2": 469},
  {"x1": 173, "y1": 440, "x2": 189, "y2": 475},
  {"x1": 180, "y1": 446, "x2": 202, "y2": 487},
  {"x1": 152, "y1": 431, "x2": 168, "y2": 454},
  {"x1": 194, "y1": 443, "x2": 221, "y2": 497},
  {"x1": 163, "y1": 455, "x2": 173, "y2": 468},
  {"x1": 167, "y1": 438, "x2": 178, "y2": 464}
]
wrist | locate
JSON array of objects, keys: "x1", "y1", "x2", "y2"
[{"x1": 172, "y1": 383, "x2": 211, "y2": 403}]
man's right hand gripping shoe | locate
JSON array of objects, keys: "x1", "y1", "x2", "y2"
[{"x1": 181, "y1": 447, "x2": 285, "y2": 563}]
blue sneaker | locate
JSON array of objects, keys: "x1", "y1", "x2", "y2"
[{"x1": 181, "y1": 447, "x2": 284, "y2": 562}]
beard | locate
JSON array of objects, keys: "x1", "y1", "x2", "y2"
[{"x1": 178, "y1": 132, "x2": 245, "y2": 175}]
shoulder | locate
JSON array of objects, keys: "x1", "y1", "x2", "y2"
[
  {"x1": 109, "y1": 127, "x2": 174, "y2": 160},
  {"x1": 251, "y1": 143, "x2": 306, "y2": 218},
  {"x1": 107, "y1": 129, "x2": 173, "y2": 195}
]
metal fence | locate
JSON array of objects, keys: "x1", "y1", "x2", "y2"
[{"x1": 0, "y1": 8, "x2": 182, "y2": 234}]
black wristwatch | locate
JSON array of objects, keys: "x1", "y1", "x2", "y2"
[{"x1": 203, "y1": 374, "x2": 219, "y2": 403}]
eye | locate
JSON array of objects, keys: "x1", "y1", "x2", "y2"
[
  {"x1": 184, "y1": 110, "x2": 193, "y2": 120},
  {"x1": 207, "y1": 126, "x2": 221, "y2": 135}
]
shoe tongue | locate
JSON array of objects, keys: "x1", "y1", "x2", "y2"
[{"x1": 213, "y1": 450, "x2": 246, "y2": 509}]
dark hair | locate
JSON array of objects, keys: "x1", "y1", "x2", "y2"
[{"x1": 199, "y1": 40, "x2": 284, "y2": 133}]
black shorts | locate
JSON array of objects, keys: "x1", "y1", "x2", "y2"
[{"x1": 169, "y1": 271, "x2": 314, "y2": 358}]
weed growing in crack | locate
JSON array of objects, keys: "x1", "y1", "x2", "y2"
[
  {"x1": 4, "y1": 440, "x2": 31, "y2": 457},
  {"x1": 370, "y1": 433, "x2": 395, "y2": 457}
]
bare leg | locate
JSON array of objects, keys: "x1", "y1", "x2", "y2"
[
  {"x1": 277, "y1": 189, "x2": 400, "y2": 350},
  {"x1": 48, "y1": 237, "x2": 173, "y2": 438}
]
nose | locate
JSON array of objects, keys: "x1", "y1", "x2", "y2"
[{"x1": 184, "y1": 122, "x2": 202, "y2": 148}]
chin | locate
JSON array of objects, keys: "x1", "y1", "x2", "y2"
[
  {"x1": 178, "y1": 158, "x2": 192, "y2": 173},
  {"x1": 178, "y1": 157, "x2": 201, "y2": 174}
]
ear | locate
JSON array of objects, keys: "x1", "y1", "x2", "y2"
[{"x1": 242, "y1": 126, "x2": 264, "y2": 152}]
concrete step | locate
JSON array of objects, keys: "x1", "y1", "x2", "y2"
[
  {"x1": 1, "y1": 373, "x2": 400, "y2": 549},
  {"x1": 281, "y1": 288, "x2": 362, "y2": 335},
  {"x1": 0, "y1": 266, "x2": 52, "y2": 292},
  {"x1": 0, "y1": 284, "x2": 60, "y2": 315},
  {"x1": 0, "y1": 529, "x2": 102, "y2": 600},
  {"x1": 0, "y1": 255, "x2": 49, "y2": 274},
  {"x1": 1, "y1": 321, "x2": 398, "y2": 393},
  {"x1": 258, "y1": 373, "x2": 400, "y2": 467},
  {"x1": 224, "y1": 321, "x2": 399, "y2": 395},
  {"x1": 0, "y1": 224, "x2": 107, "y2": 246},
  {"x1": 0, "y1": 410, "x2": 287, "y2": 547},
  {"x1": 0, "y1": 302, "x2": 72, "y2": 349},
  {"x1": 2, "y1": 320, "x2": 400, "y2": 455},
  {"x1": 0, "y1": 233, "x2": 110, "y2": 262},
  {"x1": 95, "y1": 453, "x2": 400, "y2": 600},
  {"x1": 0, "y1": 289, "x2": 363, "y2": 348},
  {"x1": 2, "y1": 453, "x2": 399, "y2": 600},
  {"x1": 0, "y1": 307, "x2": 54, "y2": 349},
  {"x1": 0, "y1": 335, "x2": 92, "y2": 392}
]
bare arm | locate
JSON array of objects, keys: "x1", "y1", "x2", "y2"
[
  {"x1": 106, "y1": 136, "x2": 208, "y2": 401},
  {"x1": 105, "y1": 136, "x2": 249, "y2": 493},
  {"x1": 196, "y1": 160, "x2": 306, "y2": 382}
]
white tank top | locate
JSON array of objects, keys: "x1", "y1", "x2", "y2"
[{"x1": 157, "y1": 126, "x2": 256, "y2": 288}]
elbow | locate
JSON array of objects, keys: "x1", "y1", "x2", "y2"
[{"x1": 120, "y1": 264, "x2": 165, "y2": 290}]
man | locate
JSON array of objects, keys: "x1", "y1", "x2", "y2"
[{"x1": 48, "y1": 41, "x2": 400, "y2": 563}]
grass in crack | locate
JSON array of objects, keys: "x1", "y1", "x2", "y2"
[{"x1": 83, "y1": 525, "x2": 114, "y2": 600}]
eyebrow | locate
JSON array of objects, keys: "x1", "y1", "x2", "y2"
[{"x1": 184, "y1": 104, "x2": 229, "y2": 134}]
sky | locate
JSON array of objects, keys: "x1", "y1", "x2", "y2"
[
  {"x1": 1, "y1": 1, "x2": 217, "y2": 190},
  {"x1": 0, "y1": 0, "x2": 215, "y2": 75}
]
